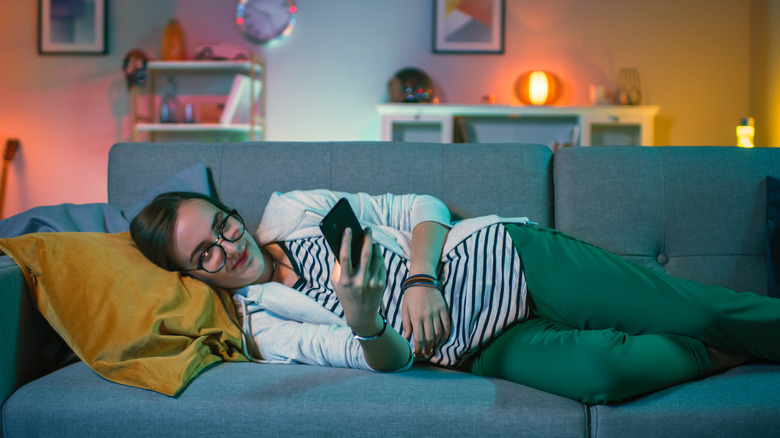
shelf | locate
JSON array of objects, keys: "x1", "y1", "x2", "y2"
[
  {"x1": 131, "y1": 53, "x2": 265, "y2": 142},
  {"x1": 377, "y1": 103, "x2": 658, "y2": 119},
  {"x1": 134, "y1": 122, "x2": 264, "y2": 133},
  {"x1": 147, "y1": 60, "x2": 263, "y2": 75}
]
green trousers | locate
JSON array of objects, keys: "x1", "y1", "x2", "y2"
[{"x1": 468, "y1": 224, "x2": 780, "y2": 404}]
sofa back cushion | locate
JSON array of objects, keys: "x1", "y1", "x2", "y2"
[
  {"x1": 109, "y1": 142, "x2": 554, "y2": 233},
  {"x1": 553, "y1": 146, "x2": 780, "y2": 295}
]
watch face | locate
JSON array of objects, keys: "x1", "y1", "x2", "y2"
[{"x1": 236, "y1": 0, "x2": 297, "y2": 44}]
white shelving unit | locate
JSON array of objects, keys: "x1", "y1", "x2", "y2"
[
  {"x1": 377, "y1": 104, "x2": 660, "y2": 147},
  {"x1": 131, "y1": 54, "x2": 265, "y2": 141}
]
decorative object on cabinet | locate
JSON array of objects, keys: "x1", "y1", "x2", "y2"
[
  {"x1": 515, "y1": 71, "x2": 562, "y2": 106},
  {"x1": 387, "y1": 68, "x2": 436, "y2": 103},
  {"x1": 616, "y1": 68, "x2": 642, "y2": 105},
  {"x1": 588, "y1": 84, "x2": 609, "y2": 105},
  {"x1": 159, "y1": 77, "x2": 181, "y2": 123},
  {"x1": 124, "y1": 49, "x2": 150, "y2": 136},
  {"x1": 38, "y1": 0, "x2": 107, "y2": 55},
  {"x1": 194, "y1": 42, "x2": 249, "y2": 61},
  {"x1": 130, "y1": 54, "x2": 265, "y2": 142},
  {"x1": 199, "y1": 103, "x2": 224, "y2": 123},
  {"x1": 236, "y1": 0, "x2": 298, "y2": 45},
  {"x1": 161, "y1": 18, "x2": 187, "y2": 61},
  {"x1": 737, "y1": 117, "x2": 755, "y2": 148},
  {"x1": 378, "y1": 103, "x2": 659, "y2": 147},
  {"x1": 433, "y1": 0, "x2": 505, "y2": 54},
  {"x1": 123, "y1": 49, "x2": 149, "y2": 88}
]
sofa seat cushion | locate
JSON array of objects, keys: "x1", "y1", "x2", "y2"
[
  {"x1": 2, "y1": 362, "x2": 587, "y2": 437},
  {"x1": 590, "y1": 362, "x2": 780, "y2": 438}
]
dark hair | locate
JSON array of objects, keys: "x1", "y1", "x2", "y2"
[{"x1": 129, "y1": 191, "x2": 232, "y2": 271}]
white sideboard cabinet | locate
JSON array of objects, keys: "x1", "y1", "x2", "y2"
[{"x1": 378, "y1": 104, "x2": 659, "y2": 147}]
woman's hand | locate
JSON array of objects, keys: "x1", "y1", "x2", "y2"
[
  {"x1": 402, "y1": 286, "x2": 451, "y2": 358},
  {"x1": 330, "y1": 228, "x2": 412, "y2": 371},
  {"x1": 330, "y1": 228, "x2": 386, "y2": 334},
  {"x1": 402, "y1": 220, "x2": 451, "y2": 359}
]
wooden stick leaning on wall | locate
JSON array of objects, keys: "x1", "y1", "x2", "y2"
[{"x1": 0, "y1": 139, "x2": 20, "y2": 220}]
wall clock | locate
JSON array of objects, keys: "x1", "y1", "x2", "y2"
[{"x1": 236, "y1": 0, "x2": 297, "y2": 45}]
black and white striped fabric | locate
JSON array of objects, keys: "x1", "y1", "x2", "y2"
[{"x1": 280, "y1": 223, "x2": 526, "y2": 367}]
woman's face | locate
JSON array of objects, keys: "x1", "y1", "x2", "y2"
[{"x1": 171, "y1": 199, "x2": 266, "y2": 289}]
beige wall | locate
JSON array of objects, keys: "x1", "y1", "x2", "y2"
[
  {"x1": 0, "y1": 0, "x2": 766, "y2": 217},
  {"x1": 751, "y1": 0, "x2": 780, "y2": 148}
]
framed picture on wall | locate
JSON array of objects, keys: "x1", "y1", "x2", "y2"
[
  {"x1": 38, "y1": 0, "x2": 107, "y2": 55},
  {"x1": 433, "y1": 0, "x2": 505, "y2": 54}
]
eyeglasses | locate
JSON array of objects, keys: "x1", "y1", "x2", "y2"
[{"x1": 189, "y1": 209, "x2": 246, "y2": 274}]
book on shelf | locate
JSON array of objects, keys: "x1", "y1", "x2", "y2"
[{"x1": 220, "y1": 74, "x2": 263, "y2": 125}]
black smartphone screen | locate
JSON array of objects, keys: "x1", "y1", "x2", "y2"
[{"x1": 319, "y1": 198, "x2": 365, "y2": 268}]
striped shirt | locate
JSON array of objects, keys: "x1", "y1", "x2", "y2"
[{"x1": 278, "y1": 223, "x2": 526, "y2": 367}]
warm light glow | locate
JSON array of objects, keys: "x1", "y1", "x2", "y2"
[
  {"x1": 737, "y1": 126, "x2": 755, "y2": 148},
  {"x1": 737, "y1": 117, "x2": 755, "y2": 148},
  {"x1": 515, "y1": 70, "x2": 561, "y2": 106},
  {"x1": 528, "y1": 71, "x2": 550, "y2": 105}
]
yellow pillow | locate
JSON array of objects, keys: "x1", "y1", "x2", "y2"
[{"x1": 0, "y1": 231, "x2": 247, "y2": 396}]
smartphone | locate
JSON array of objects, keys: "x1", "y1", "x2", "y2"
[{"x1": 319, "y1": 198, "x2": 366, "y2": 268}]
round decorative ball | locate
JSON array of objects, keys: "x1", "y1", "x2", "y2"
[{"x1": 388, "y1": 68, "x2": 435, "y2": 103}]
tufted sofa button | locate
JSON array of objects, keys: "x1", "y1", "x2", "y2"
[{"x1": 657, "y1": 254, "x2": 668, "y2": 265}]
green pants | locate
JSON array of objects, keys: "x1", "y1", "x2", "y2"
[{"x1": 468, "y1": 224, "x2": 780, "y2": 404}]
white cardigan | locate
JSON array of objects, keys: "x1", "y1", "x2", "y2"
[{"x1": 235, "y1": 189, "x2": 531, "y2": 372}]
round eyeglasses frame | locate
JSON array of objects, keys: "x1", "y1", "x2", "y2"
[{"x1": 189, "y1": 209, "x2": 246, "y2": 274}]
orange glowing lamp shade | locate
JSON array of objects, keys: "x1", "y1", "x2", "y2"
[{"x1": 515, "y1": 71, "x2": 562, "y2": 105}]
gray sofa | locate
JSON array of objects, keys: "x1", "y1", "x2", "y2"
[{"x1": 2, "y1": 141, "x2": 780, "y2": 437}]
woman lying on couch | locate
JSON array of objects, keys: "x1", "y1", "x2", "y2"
[{"x1": 130, "y1": 190, "x2": 780, "y2": 404}]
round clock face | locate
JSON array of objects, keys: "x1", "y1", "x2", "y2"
[{"x1": 236, "y1": 0, "x2": 297, "y2": 44}]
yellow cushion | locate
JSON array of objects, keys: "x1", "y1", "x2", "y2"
[{"x1": 0, "y1": 231, "x2": 247, "y2": 396}]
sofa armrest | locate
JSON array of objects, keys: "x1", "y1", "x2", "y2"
[
  {"x1": 0, "y1": 256, "x2": 76, "y2": 404},
  {"x1": 0, "y1": 256, "x2": 26, "y2": 403}
]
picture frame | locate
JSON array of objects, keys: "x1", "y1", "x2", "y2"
[
  {"x1": 433, "y1": 0, "x2": 505, "y2": 54},
  {"x1": 38, "y1": 0, "x2": 107, "y2": 55}
]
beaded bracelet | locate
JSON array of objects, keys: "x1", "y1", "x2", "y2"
[
  {"x1": 405, "y1": 273, "x2": 437, "y2": 282},
  {"x1": 403, "y1": 274, "x2": 442, "y2": 290},
  {"x1": 352, "y1": 315, "x2": 388, "y2": 341}
]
